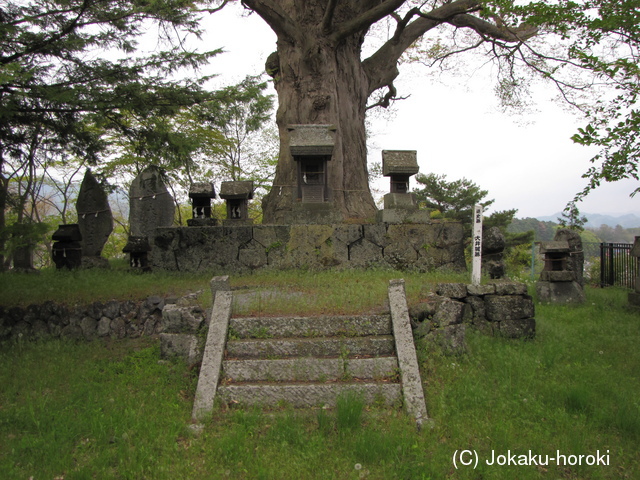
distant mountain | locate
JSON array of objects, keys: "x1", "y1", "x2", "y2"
[{"x1": 536, "y1": 212, "x2": 640, "y2": 229}]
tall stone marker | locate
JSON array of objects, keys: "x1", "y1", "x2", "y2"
[
  {"x1": 128, "y1": 166, "x2": 175, "y2": 239},
  {"x1": 77, "y1": 169, "x2": 113, "y2": 268},
  {"x1": 472, "y1": 204, "x2": 483, "y2": 285},
  {"x1": 125, "y1": 166, "x2": 174, "y2": 271}
]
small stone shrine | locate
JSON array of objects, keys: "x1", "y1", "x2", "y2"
[
  {"x1": 187, "y1": 182, "x2": 217, "y2": 227},
  {"x1": 286, "y1": 124, "x2": 343, "y2": 224},
  {"x1": 123, "y1": 236, "x2": 151, "y2": 271},
  {"x1": 220, "y1": 181, "x2": 254, "y2": 225},
  {"x1": 554, "y1": 228, "x2": 585, "y2": 286},
  {"x1": 51, "y1": 224, "x2": 83, "y2": 269},
  {"x1": 76, "y1": 170, "x2": 113, "y2": 268},
  {"x1": 124, "y1": 165, "x2": 174, "y2": 270},
  {"x1": 377, "y1": 150, "x2": 429, "y2": 224},
  {"x1": 536, "y1": 238, "x2": 586, "y2": 303},
  {"x1": 628, "y1": 236, "x2": 640, "y2": 308}
]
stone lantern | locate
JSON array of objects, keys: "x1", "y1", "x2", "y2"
[
  {"x1": 51, "y1": 224, "x2": 83, "y2": 269},
  {"x1": 187, "y1": 182, "x2": 217, "y2": 226},
  {"x1": 536, "y1": 241, "x2": 585, "y2": 303},
  {"x1": 220, "y1": 181, "x2": 254, "y2": 225},
  {"x1": 377, "y1": 150, "x2": 429, "y2": 224}
]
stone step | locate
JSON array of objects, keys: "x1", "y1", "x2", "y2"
[
  {"x1": 222, "y1": 356, "x2": 399, "y2": 382},
  {"x1": 229, "y1": 314, "x2": 392, "y2": 339},
  {"x1": 225, "y1": 335, "x2": 395, "y2": 359},
  {"x1": 217, "y1": 382, "x2": 403, "y2": 408}
]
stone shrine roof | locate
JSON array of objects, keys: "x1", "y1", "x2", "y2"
[
  {"x1": 382, "y1": 150, "x2": 419, "y2": 176},
  {"x1": 288, "y1": 124, "x2": 336, "y2": 156},
  {"x1": 220, "y1": 181, "x2": 254, "y2": 200},
  {"x1": 539, "y1": 241, "x2": 570, "y2": 253},
  {"x1": 189, "y1": 182, "x2": 216, "y2": 199}
]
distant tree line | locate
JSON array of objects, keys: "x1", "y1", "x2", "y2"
[{"x1": 508, "y1": 218, "x2": 640, "y2": 244}]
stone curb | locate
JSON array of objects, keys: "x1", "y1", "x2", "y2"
[
  {"x1": 388, "y1": 279, "x2": 429, "y2": 427},
  {"x1": 191, "y1": 287, "x2": 232, "y2": 422}
]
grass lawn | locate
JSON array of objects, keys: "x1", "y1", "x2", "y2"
[{"x1": 0, "y1": 270, "x2": 638, "y2": 479}]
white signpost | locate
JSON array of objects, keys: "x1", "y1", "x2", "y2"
[{"x1": 472, "y1": 204, "x2": 483, "y2": 286}]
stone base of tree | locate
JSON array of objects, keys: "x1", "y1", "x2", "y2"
[
  {"x1": 149, "y1": 222, "x2": 466, "y2": 273},
  {"x1": 376, "y1": 209, "x2": 431, "y2": 224},
  {"x1": 284, "y1": 203, "x2": 346, "y2": 225}
]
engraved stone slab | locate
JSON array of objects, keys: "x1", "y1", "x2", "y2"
[
  {"x1": 129, "y1": 166, "x2": 175, "y2": 238},
  {"x1": 76, "y1": 170, "x2": 113, "y2": 258}
]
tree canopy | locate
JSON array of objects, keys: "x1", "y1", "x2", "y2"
[{"x1": 0, "y1": 0, "x2": 231, "y2": 268}]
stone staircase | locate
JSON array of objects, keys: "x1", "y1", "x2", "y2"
[
  {"x1": 217, "y1": 314, "x2": 402, "y2": 408},
  {"x1": 191, "y1": 278, "x2": 427, "y2": 426}
]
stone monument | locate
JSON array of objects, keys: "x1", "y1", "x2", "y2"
[
  {"x1": 124, "y1": 166, "x2": 174, "y2": 270},
  {"x1": 76, "y1": 169, "x2": 113, "y2": 268}
]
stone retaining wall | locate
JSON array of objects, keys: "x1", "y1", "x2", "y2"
[
  {"x1": 0, "y1": 293, "x2": 205, "y2": 343},
  {"x1": 409, "y1": 282, "x2": 535, "y2": 353},
  {"x1": 150, "y1": 222, "x2": 466, "y2": 273}
]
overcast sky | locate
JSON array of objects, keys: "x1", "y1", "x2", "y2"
[{"x1": 186, "y1": 6, "x2": 639, "y2": 219}]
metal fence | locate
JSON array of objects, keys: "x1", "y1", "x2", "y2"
[{"x1": 600, "y1": 242, "x2": 637, "y2": 289}]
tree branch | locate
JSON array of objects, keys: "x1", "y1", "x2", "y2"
[
  {"x1": 241, "y1": 0, "x2": 298, "y2": 41},
  {"x1": 365, "y1": 82, "x2": 409, "y2": 110},
  {"x1": 448, "y1": 14, "x2": 538, "y2": 43},
  {"x1": 329, "y1": 0, "x2": 406, "y2": 43},
  {"x1": 363, "y1": 0, "x2": 538, "y2": 95},
  {"x1": 363, "y1": 0, "x2": 480, "y2": 94},
  {"x1": 197, "y1": 0, "x2": 230, "y2": 14},
  {"x1": 321, "y1": 0, "x2": 338, "y2": 34}
]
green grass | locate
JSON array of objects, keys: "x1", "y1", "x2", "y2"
[
  {"x1": 0, "y1": 274, "x2": 638, "y2": 479},
  {"x1": 0, "y1": 264, "x2": 471, "y2": 314},
  {"x1": 0, "y1": 260, "x2": 214, "y2": 307}
]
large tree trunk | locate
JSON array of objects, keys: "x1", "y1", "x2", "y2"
[
  {"x1": 260, "y1": 6, "x2": 378, "y2": 223},
  {"x1": 246, "y1": 0, "x2": 538, "y2": 224}
]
